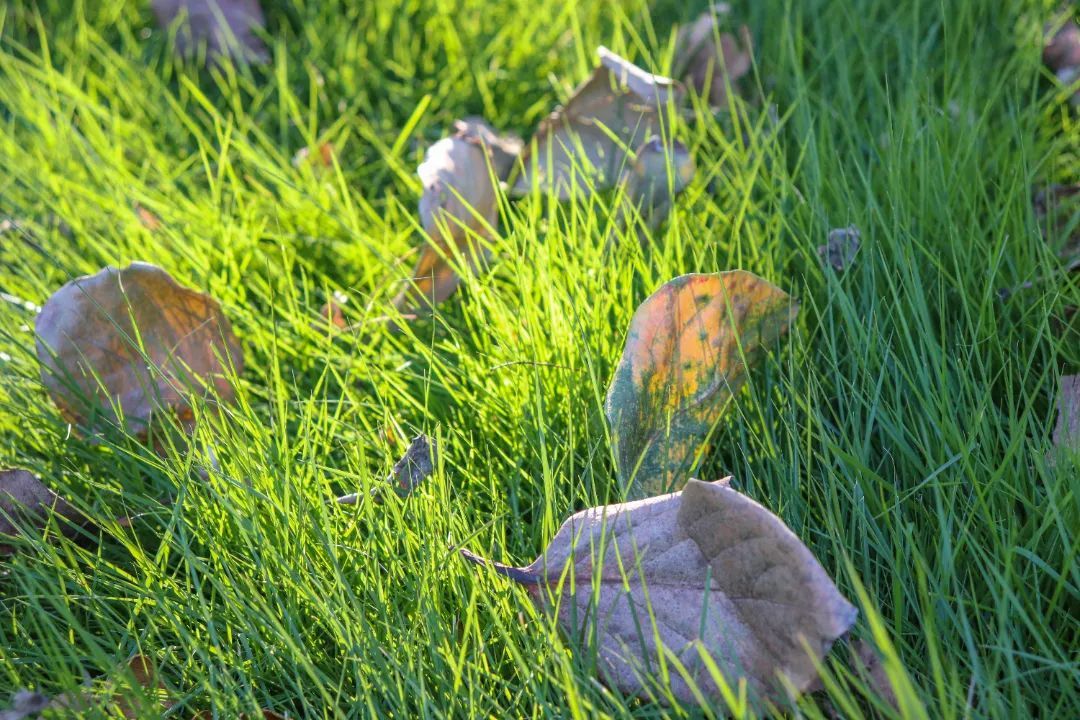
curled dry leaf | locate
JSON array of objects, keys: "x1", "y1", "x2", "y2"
[
  {"x1": 152, "y1": 0, "x2": 268, "y2": 63},
  {"x1": 611, "y1": 136, "x2": 696, "y2": 246},
  {"x1": 337, "y1": 434, "x2": 436, "y2": 505},
  {"x1": 0, "y1": 468, "x2": 80, "y2": 553},
  {"x1": 463, "y1": 478, "x2": 857, "y2": 706},
  {"x1": 35, "y1": 262, "x2": 243, "y2": 438},
  {"x1": 674, "y1": 5, "x2": 753, "y2": 107},
  {"x1": 512, "y1": 47, "x2": 682, "y2": 200},
  {"x1": 817, "y1": 226, "x2": 861, "y2": 272},
  {"x1": 605, "y1": 272, "x2": 798, "y2": 497},
  {"x1": 392, "y1": 119, "x2": 522, "y2": 317},
  {"x1": 1044, "y1": 12, "x2": 1080, "y2": 104}
]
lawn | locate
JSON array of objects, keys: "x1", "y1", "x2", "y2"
[{"x1": 0, "y1": 0, "x2": 1078, "y2": 718}]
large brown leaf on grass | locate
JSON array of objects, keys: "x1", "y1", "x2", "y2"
[
  {"x1": 674, "y1": 5, "x2": 753, "y2": 108},
  {"x1": 0, "y1": 469, "x2": 80, "y2": 554},
  {"x1": 392, "y1": 119, "x2": 522, "y2": 317},
  {"x1": 35, "y1": 263, "x2": 243, "y2": 438},
  {"x1": 512, "y1": 48, "x2": 682, "y2": 200},
  {"x1": 152, "y1": 0, "x2": 268, "y2": 63},
  {"x1": 605, "y1": 272, "x2": 797, "y2": 497},
  {"x1": 463, "y1": 479, "x2": 856, "y2": 706}
]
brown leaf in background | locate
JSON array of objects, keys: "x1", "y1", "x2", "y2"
[
  {"x1": 135, "y1": 205, "x2": 163, "y2": 231},
  {"x1": 315, "y1": 291, "x2": 349, "y2": 331},
  {"x1": 817, "y1": 226, "x2": 861, "y2": 272},
  {"x1": 463, "y1": 479, "x2": 856, "y2": 706},
  {"x1": 674, "y1": 5, "x2": 752, "y2": 107},
  {"x1": 512, "y1": 47, "x2": 682, "y2": 200},
  {"x1": 605, "y1": 272, "x2": 797, "y2": 497},
  {"x1": 152, "y1": 0, "x2": 268, "y2": 63},
  {"x1": 35, "y1": 262, "x2": 244, "y2": 438},
  {"x1": 1052, "y1": 374, "x2": 1080, "y2": 453},
  {"x1": 292, "y1": 142, "x2": 336, "y2": 169},
  {"x1": 0, "y1": 690, "x2": 50, "y2": 720},
  {"x1": 610, "y1": 136, "x2": 696, "y2": 246},
  {"x1": 0, "y1": 468, "x2": 81, "y2": 553},
  {"x1": 1044, "y1": 11, "x2": 1080, "y2": 104},
  {"x1": 336, "y1": 434, "x2": 436, "y2": 504},
  {"x1": 392, "y1": 119, "x2": 522, "y2": 317},
  {"x1": 850, "y1": 639, "x2": 899, "y2": 710}
]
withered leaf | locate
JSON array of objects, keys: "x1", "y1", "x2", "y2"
[
  {"x1": 464, "y1": 478, "x2": 857, "y2": 706},
  {"x1": 315, "y1": 291, "x2": 349, "y2": 331},
  {"x1": 674, "y1": 6, "x2": 753, "y2": 107},
  {"x1": 292, "y1": 142, "x2": 336, "y2": 169},
  {"x1": 135, "y1": 205, "x2": 163, "y2": 232},
  {"x1": 611, "y1": 136, "x2": 696, "y2": 246},
  {"x1": 512, "y1": 48, "x2": 682, "y2": 200},
  {"x1": 35, "y1": 262, "x2": 244, "y2": 438},
  {"x1": 0, "y1": 689, "x2": 50, "y2": 720},
  {"x1": 605, "y1": 272, "x2": 798, "y2": 497},
  {"x1": 151, "y1": 0, "x2": 268, "y2": 63},
  {"x1": 336, "y1": 434, "x2": 436, "y2": 504},
  {"x1": 1052, "y1": 374, "x2": 1080, "y2": 453},
  {"x1": 850, "y1": 639, "x2": 899, "y2": 710},
  {"x1": 0, "y1": 468, "x2": 80, "y2": 553},
  {"x1": 817, "y1": 226, "x2": 861, "y2": 272},
  {"x1": 392, "y1": 119, "x2": 522, "y2": 317},
  {"x1": 1044, "y1": 13, "x2": 1080, "y2": 104}
]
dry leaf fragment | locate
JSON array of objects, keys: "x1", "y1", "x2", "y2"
[
  {"x1": 336, "y1": 434, "x2": 436, "y2": 504},
  {"x1": 512, "y1": 48, "x2": 683, "y2": 200},
  {"x1": 35, "y1": 262, "x2": 243, "y2": 438},
  {"x1": 0, "y1": 468, "x2": 80, "y2": 553},
  {"x1": 850, "y1": 639, "x2": 899, "y2": 709},
  {"x1": 1044, "y1": 12, "x2": 1080, "y2": 104},
  {"x1": 292, "y1": 142, "x2": 336, "y2": 169},
  {"x1": 674, "y1": 5, "x2": 753, "y2": 107},
  {"x1": 392, "y1": 119, "x2": 521, "y2": 317},
  {"x1": 315, "y1": 291, "x2": 349, "y2": 331},
  {"x1": 135, "y1": 205, "x2": 163, "y2": 231},
  {"x1": 1052, "y1": 374, "x2": 1080, "y2": 453},
  {"x1": 152, "y1": 0, "x2": 268, "y2": 63},
  {"x1": 463, "y1": 478, "x2": 856, "y2": 706},
  {"x1": 817, "y1": 226, "x2": 861, "y2": 272},
  {"x1": 0, "y1": 689, "x2": 51, "y2": 720},
  {"x1": 605, "y1": 272, "x2": 798, "y2": 497},
  {"x1": 611, "y1": 137, "x2": 696, "y2": 246}
]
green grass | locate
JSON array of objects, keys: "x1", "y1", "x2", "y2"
[{"x1": 1, "y1": 0, "x2": 1078, "y2": 717}]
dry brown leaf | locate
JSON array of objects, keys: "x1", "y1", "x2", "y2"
[
  {"x1": 512, "y1": 47, "x2": 682, "y2": 200},
  {"x1": 392, "y1": 119, "x2": 522, "y2": 317},
  {"x1": 315, "y1": 291, "x2": 349, "y2": 331},
  {"x1": 605, "y1": 272, "x2": 798, "y2": 497},
  {"x1": 292, "y1": 142, "x2": 336, "y2": 169},
  {"x1": 1052, "y1": 374, "x2": 1080, "y2": 453},
  {"x1": 463, "y1": 478, "x2": 856, "y2": 706},
  {"x1": 674, "y1": 6, "x2": 753, "y2": 107},
  {"x1": 0, "y1": 468, "x2": 80, "y2": 553},
  {"x1": 1044, "y1": 12, "x2": 1080, "y2": 104},
  {"x1": 336, "y1": 434, "x2": 436, "y2": 504},
  {"x1": 850, "y1": 639, "x2": 899, "y2": 710},
  {"x1": 611, "y1": 136, "x2": 696, "y2": 246},
  {"x1": 35, "y1": 262, "x2": 243, "y2": 438},
  {"x1": 152, "y1": 0, "x2": 268, "y2": 63},
  {"x1": 817, "y1": 226, "x2": 861, "y2": 272},
  {"x1": 135, "y1": 205, "x2": 163, "y2": 231},
  {"x1": 0, "y1": 690, "x2": 50, "y2": 720}
]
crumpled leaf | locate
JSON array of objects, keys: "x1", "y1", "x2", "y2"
[
  {"x1": 674, "y1": 5, "x2": 753, "y2": 108},
  {"x1": 463, "y1": 478, "x2": 857, "y2": 706},
  {"x1": 336, "y1": 434, "x2": 436, "y2": 504},
  {"x1": 1044, "y1": 12, "x2": 1080, "y2": 104},
  {"x1": 392, "y1": 119, "x2": 522, "y2": 317},
  {"x1": 0, "y1": 468, "x2": 80, "y2": 553},
  {"x1": 35, "y1": 262, "x2": 243, "y2": 438},
  {"x1": 151, "y1": 0, "x2": 268, "y2": 63},
  {"x1": 605, "y1": 272, "x2": 798, "y2": 497},
  {"x1": 817, "y1": 226, "x2": 861, "y2": 272},
  {"x1": 1052, "y1": 374, "x2": 1080, "y2": 453},
  {"x1": 610, "y1": 136, "x2": 696, "y2": 246},
  {"x1": 512, "y1": 47, "x2": 683, "y2": 200}
]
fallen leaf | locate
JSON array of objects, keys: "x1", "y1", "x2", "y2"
[
  {"x1": 151, "y1": 0, "x2": 268, "y2": 63},
  {"x1": 1052, "y1": 374, "x2": 1080, "y2": 453},
  {"x1": 817, "y1": 226, "x2": 861, "y2": 272},
  {"x1": 292, "y1": 142, "x2": 336, "y2": 169},
  {"x1": 315, "y1": 291, "x2": 349, "y2": 331},
  {"x1": 1044, "y1": 12, "x2": 1080, "y2": 104},
  {"x1": 512, "y1": 47, "x2": 682, "y2": 200},
  {"x1": 0, "y1": 689, "x2": 50, "y2": 720},
  {"x1": 0, "y1": 468, "x2": 80, "y2": 553},
  {"x1": 610, "y1": 136, "x2": 696, "y2": 246},
  {"x1": 135, "y1": 205, "x2": 163, "y2": 231},
  {"x1": 35, "y1": 262, "x2": 244, "y2": 438},
  {"x1": 850, "y1": 639, "x2": 899, "y2": 710},
  {"x1": 337, "y1": 434, "x2": 436, "y2": 504},
  {"x1": 463, "y1": 478, "x2": 857, "y2": 706},
  {"x1": 392, "y1": 119, "x2": 522, "y2": 316},
  {"x1": 605, "y1": 272, "x2": 798, "y2": 497},
  {"x1": 674, "y1": 5, "x2": 752, "y2": 107}
]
